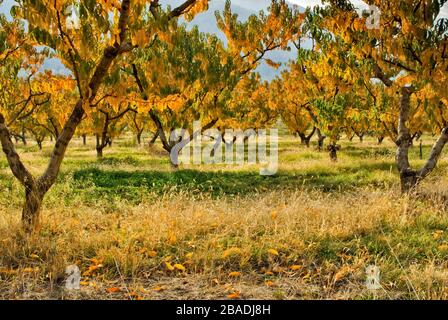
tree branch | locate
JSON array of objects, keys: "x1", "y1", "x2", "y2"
[{"x1": 0, "y1": 113, "x2": 35, "y2": 188}]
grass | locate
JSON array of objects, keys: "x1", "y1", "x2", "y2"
[{"x1": 1, "y1": 133, "x2": 448, "y2": 300}]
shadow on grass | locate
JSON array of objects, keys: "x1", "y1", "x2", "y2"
[
  {"x1": 71, "y1": 161, "x2": 398, "y2": 204},
  {"x1": 343, "y1": 144, "x2": 442, "y2": 160}
]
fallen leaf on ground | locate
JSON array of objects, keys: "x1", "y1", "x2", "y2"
[
  {"x1": 227, "y1": 291, "x2": 240, "y2": 299},
  {"x1": 106, "y1": 287, "x2": 121, "y2": 293},
  {"x1": 229, "y1": 271, "x2": 241, "y2": 277}
]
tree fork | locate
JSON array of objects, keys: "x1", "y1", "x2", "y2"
[
  {"x1": 396, "y1": 86, "x2": 448, "y2": 193},
  {"x1": 0, "y1": 0, "x2": 133, "y2": 232}
]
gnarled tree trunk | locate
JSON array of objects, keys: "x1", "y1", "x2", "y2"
[
  {"x1": 0, "y1": 1, "x2": 131, "y2": 232},
  {"x1": 316, "y1": 128, "x2": 326, "y2": 152},
  {"x1": 21, "y1": 128, "x2": 27, "y2": 145},
  {"x1": 22, "y1": 185, "x2": 44, "y2": 233},
  {"x1": 327, "y1": 142, "x2": 340, "y2": 162},
  {"x1": 136, "y1": 131, "x2": 143, "y2": 145},
  {"x1": 96, "y1": 133, "x2": 110, "y2": 159},
  {"x1": 149, "y1": 131, "x2": 159, "y2": 145},
  {"x1": 356, "y1": 132, "x2": 364, "y2": 143},
  {"x1": 348, "y1": 134, "x2": 355, "y2": 142},
  {"x1": 396, "y1": 87, "x2": 448, "y2": 193},
  {"x1": 298, "y1": 127, "x2": 316, "y2": 148}
]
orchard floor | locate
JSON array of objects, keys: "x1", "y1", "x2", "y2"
[{"x1": 1, "y1": 132, "x2": 448, "y2": 300}]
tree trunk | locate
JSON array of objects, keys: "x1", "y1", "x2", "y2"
[
  {"x1": 21, "y1": 132, "x2": 27, "y2": 145},
  {"x1": 327, "y1": 142, "x2": 340, "y2": 162},
  {"x1": 136, "y1": 131, "x2": 143, "y2": 145},
  {"x1": 400, "y1": 170, "x2": 419, "y2": 194},
  {"x1": 316, "y1": 128, "x2": 326, "y2": 152},
  {"x1": 394, "y1": 88, "x2": 448, "y2": 193},
  {"x1": 298, "y1": 127, "x2": 315, "y2": 148},
  {"x1": 396, "y1": 87, "x2": 418, "y2": 193},
  {"x1": 82, "y1": 134, "x2": 87, "y2": 146},
  {"x1": 96, "y1": 134, "x2": 105, "y2": 158},
  {"x1": 22, "y1": 187, "x2": 44, "y2": 233},
  {"x1": 0, "y1": 1, "x2": 132, "y2": 232},
  {"x1": 149, "y1": 110, "x2": 171, "y2": 152},
  {"x1": 96, "y1": 147, "x2": 104, "y2": 158},
  {"x1": 354, "y1": 132, "x2": 364, "y2": 143},
  {"x1": 149, "y1": 131, "x2": 159, "y2": 145},
  {"x1": 303, "y1": 137, "x2": 311, "y2": 148},
  {"x1": 37, "y1": 140, "x2": 43, "y2": 150},
  {"x1": 298, "y1": 132, "x2": 309, "y2": 147},
  {"x1": 419, "y1": 140, "x2": 423, "y2": 160},
  {"x1": 377, "y1": 136, "x2": 384, "y2": 145}
]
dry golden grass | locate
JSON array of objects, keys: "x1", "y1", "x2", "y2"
[{"x1": 1, "y1": 187, "x2": 448, "y2": 300}]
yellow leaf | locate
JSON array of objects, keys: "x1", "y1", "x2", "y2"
[
  {"x1": 267, "y1": 249, "x2": 279, "y2": 256},
  {"x1": 148, "y1": 250, "x2": 157, "y2": 258},
  {"x1": 290, "y1": 265, "x2": 302, "y2": 271},
  {"x1": 165, "y1": 262, "x2": 175, "y2": 271},
  {"x1": 265, "y1": 280, "x2": 274, "y2": 287},
  {"x1": 107, "y1": 287, "x2": 121, "y2": 293},
  {"x1": 129, "y1": 292, "x2": 143, "y2": 300},
  {"x1": 433, "y1": 230, "x2": 444, "y2": 240},
  {"x1": 0, "y1": 268, "x2": 17, "y2": 275},
  {"x1": 167, "y1": 232, "x2": 177, "y2": 244},
  {"x1": 229, "y1": 271, "x2": 241, "y2": 277},
  {"x1": 83, "y1": 264, "x2": 102, "y2": 276},
  {"x1": 333, "y1": 266, "x2": 351, "y2": 283},
  {"x1": 227, "y1": 291, "x2": 241, "y2": 299},
  {"x1": 30, "y1": 254, "x2": 40, "y2": 259},
  {"x1": 221, "y1": 247, "x2": 242, "y2": 259},
  {"x1": 153, "y1": 285, "x2": 165, "y2": 292},
  {"x1": 174, "y1": 263, "x2": 186, "y2": 271}
]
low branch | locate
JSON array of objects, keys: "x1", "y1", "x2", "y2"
[
  {"x1": 0, "y1": 113, "x2": 35, "y2": 188},
  {"x1": 419, "y1": 127, "x2": 448, "y2": 179}
]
